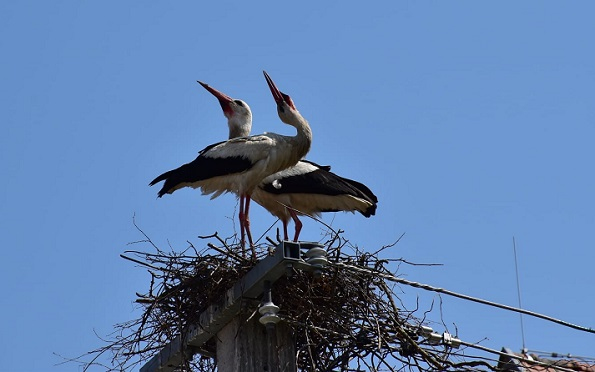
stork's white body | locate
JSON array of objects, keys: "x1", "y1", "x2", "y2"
[
  {"x1": 252, "y1": 160, "x2": 377, "y2": 241},
  {"x1": 253, "y1": 160, "x2": 376, "y2": 219},
  {"x1": 163, "y1": 131, "x2": 311, "y2": 199}
]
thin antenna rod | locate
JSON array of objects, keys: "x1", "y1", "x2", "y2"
[{"x1": 513, "y1": 236, "x2": 526, "y2": 352}]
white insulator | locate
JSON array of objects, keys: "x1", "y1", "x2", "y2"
[
  {"x1": 259, "y1": 302, "x2": 281, "y2": 327},
  {"x1": 420, "y1": 326, "x2": 433, "y2": 337},
  {"x1": 442, "y1": 332, "x2": 461, "y2": 348},
  {"x1": 305, "y1": 247, "x2": 328, "y2": 268}
]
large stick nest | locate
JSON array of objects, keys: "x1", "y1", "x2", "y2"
[{"x1": 74, "y1": 225, "x2": 494, "y2": 371}]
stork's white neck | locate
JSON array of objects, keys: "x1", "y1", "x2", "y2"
[
  {"x1": 228, "y1": 114, "x2": 252, "y2": 139},
  {"x1": 278, "y1": 105, "x2": 313, "y2": 169}
]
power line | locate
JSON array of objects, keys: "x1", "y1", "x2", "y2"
[
  {"x1": 334, "y1": 261, "x2": 595, "y2": 335},
  {"x1": 460, "y1": 340, "x2": 580, "y2": 372},
  {"x1": 526, "y1": 349, "x2": 595, "y2": 362},
  {"x1": 416, "y1": 325, "x2": 584, "y2": 372}
]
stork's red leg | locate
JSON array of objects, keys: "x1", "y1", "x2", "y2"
[
  {"x1": 282, "y1": 220, "x2": 289, "y2": 241},
  {"x1": 288, "y1": 208, "x2": 302, "y2": 242},
  {"x1": 238, "y1": 194, "x2": 247, "y2": 257},
  {"x1": 244, "y1": 196, "x2": 256, "y2": 259}
]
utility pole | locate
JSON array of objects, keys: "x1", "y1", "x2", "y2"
[{"x1": 139, "y1": 241, "x2": 326, "y2": 372}]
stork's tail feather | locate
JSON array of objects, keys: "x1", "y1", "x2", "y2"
[
  {"x1": 149, "y1": 170, "x2": 177, "y2": 198},
  {"x1": 337, "y1": 177, "x2": 378, "y2": 217},
  {"x1": 362, "y1": 203, "x2": 377, "y2": 218}
]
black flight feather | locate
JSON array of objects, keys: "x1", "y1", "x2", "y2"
[{"x1": 149, "y1": 141, "x2": 253, "y2": 197}]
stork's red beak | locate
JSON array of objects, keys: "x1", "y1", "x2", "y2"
[
  {"x1": 263, "y1": 71, "x2": 283, "y2": 103},
  {"x1": 263, "y1": 71, "x2": 296, "y2": 110},
  {"x1": 198, "y1": 81, "x2": 234, "y2": 116}
]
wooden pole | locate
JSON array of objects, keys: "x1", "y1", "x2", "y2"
[
  {"x1": 140, "y1": 242, "x2": 323, "y2": 372},
  {"x1": 216, "y1": 311, "x2": 296, "y2": 372}
]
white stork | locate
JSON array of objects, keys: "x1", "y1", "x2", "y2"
[
  {"x1": 149, "y1": 71, "x2": 312, "y2": 257},
  {"x1": 199, "y1": 80, "x2": 378, "y2": 242},
  {"x1": 252, "y1": 161, "x2": 377, "y2": 241}
]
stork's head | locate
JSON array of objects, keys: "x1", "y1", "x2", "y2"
[
  {"x1": 198, "y1": 81, "x2": 252, "y2": 138},
  {"x1": 263, "y1": 71, "x2": 298, "y2": 125}
]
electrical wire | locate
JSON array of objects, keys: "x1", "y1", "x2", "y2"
[
  {"x1": 459, "y1": 340, "x2": 580, "y2": 372},
  {"x1": 414, "y1": 325, "x2": 591, "y2": 372},
  {"x1": 334, "y1": 262, "x2": 595, "y2": 335},
  {"x1": 526, "y1": 349, "x2": 595, "y2": 362}
]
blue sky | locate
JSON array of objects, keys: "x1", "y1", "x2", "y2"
[{"x1": 2, "y1": 1, "x2": 594, "y2": 371}]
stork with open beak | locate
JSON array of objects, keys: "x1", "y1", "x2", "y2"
[{"x1": 150, "y1": 71, "x2": 312, "y2": 258}]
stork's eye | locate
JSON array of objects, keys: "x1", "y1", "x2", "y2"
[{"x1": 234, "y1": 100, "x2": 244, "y2": 107}]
